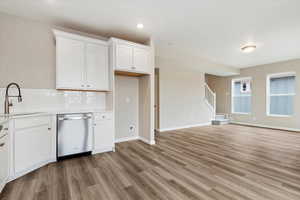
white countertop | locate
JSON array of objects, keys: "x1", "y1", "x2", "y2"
[
  {"x1": 0, "y1": 117, "x2": 9, "y2": 125},
  {"x1": 0, "y1": 109, "x2": 113, "y2": 122},
  {"x1": 51, "y1": 108, "x2": 112, "y2": 115}
]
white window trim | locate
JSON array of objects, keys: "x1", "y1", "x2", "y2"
[
  {"x1": 231, "y1": 77, "x2": 252, "y2": 115},
  {"x1": 266, "y1": 72, "x2": 296, "y2": 117}
]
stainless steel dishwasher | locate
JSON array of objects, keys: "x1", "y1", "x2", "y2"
[{"x1": 57, "y1": 113, "x2": 93, "y2": 160}]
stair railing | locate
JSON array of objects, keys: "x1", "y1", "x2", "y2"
[{"x1": 204, "y1": 83, "x2": 216, "y2": 118}]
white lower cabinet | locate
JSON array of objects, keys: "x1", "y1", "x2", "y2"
[
  {"x1": 13, "y1": 116, "x2": 53, "y2": 178},
  {"x1": 93, "y1": 113, "x2": 114, "y2": 154},
  {"x1": 0, "y1": 112, "x2": 115, "y2": 188},
  {"x1": 0, "y1": 125, "x2": 9, "y2": 193}
]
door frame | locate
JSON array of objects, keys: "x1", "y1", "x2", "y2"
[{"x1": 154, "y1": 68, "x2": 160, "y2": 132}]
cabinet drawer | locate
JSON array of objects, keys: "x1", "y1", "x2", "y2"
[
  {"x1": 94, "y1": 113, "x2": 112, "y2": 121},
  {"x1": 14, "y1": 116, "x2": 51, "y2": 130}
]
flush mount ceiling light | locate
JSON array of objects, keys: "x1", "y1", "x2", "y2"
[
  {"x1": 137, "y1": 23, "x2": 144, "y2": 29},
  {"x1": 241, "y1": 44, "x2": 257, "y2": 53}
]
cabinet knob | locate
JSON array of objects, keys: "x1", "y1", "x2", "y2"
[
  {"x1": 81, "y1": 85, "x2": 85, "y2": 87},
  {"x1": 87, "y1": 85, "x2": 91, "y2": 87},
  {"x1": 48, "y1": 128, "x2": 51, "y2": 131},
  {"x1": 132, "y1": 67, "x2": 136, "y2": 70}
]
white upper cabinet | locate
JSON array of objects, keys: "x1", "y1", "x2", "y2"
[
  {"x1": 86, "y1": 43, "x2": 109, "y2": 91},
  {"x1": 111, "y1": 38, "x2": 151, "y2": 74},
  {"x1": 54, "y1": 30, "x2": 110, "y2": 91},
  {"x1": 56, "y1": 37, "x2": 85, "y2": 89},
  {"x1": 133, "y1": 47, "x2": 150, "y2": 73},
  {"x1": 116, "y1": 44, "x2": 133, "y2": 70}
]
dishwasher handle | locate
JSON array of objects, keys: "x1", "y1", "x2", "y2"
[{"x1": 58, "y1": 116, "x2": 92, "y2": 121}]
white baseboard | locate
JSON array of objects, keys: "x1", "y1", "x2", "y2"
[
  {"x1": 115, "y1": 136, "x2": 155, "y2": 145},
  {"x1": 92, "y1": 146, "x2": 114, "y2": 154},
  {"x1": 115, "y1": 136, "x2": 139, "y2": 143},
  {"x1": 139, "y1": 136, "x2": 155, "y2": 145},
  {"x1": 158, "y1": 122, "x2": 212, "y2": 132},
  {"x1": 231, "y1": 121, "x2": 300, "y2": 132}
]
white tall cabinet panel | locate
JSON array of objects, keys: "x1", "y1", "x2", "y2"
[
  {"x1": 116, "y1": 44, "x2": 133, "y2": 70},
  {"x1": 133, "y1": 47, "x2": 150, "y2": 73},
  {"x1": 86, "y1": 43, "x2": 109, "y2": 91},
  {"x1": 56, "y1": 37, "x2": 85, "y2": 90},
  {"x1": 110, "y1": 37, "x2": 155, "y2": 147}
]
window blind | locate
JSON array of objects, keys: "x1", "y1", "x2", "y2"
[
  {"x1": 233, "y1": 81, "x2": 251, "y2": 113},
  {"x1": 269, "y1": 76, "x2": 295, "y2": 116}
]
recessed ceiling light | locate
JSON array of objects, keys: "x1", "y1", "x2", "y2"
[
  {"x1": 241, "y1": 45, "x2": 256, "y2": 53},
  {"x1": 137, "y1": 23, "x2": 144, "y2": 29}
]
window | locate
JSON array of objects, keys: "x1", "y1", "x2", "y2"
[
  {"x1": 231, "y1": 78, "x2": 252, "y2": 114},
  {"x1": 267, "y1": 72, "x2": 296, "y2": 117}
]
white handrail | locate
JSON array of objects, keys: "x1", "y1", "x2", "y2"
[
  {"x1": 204, "y1": 83, "x2": 215, "y2": 96},
  {"x1": 204, "y1": 83, "x2": 216, "y2": 117}
]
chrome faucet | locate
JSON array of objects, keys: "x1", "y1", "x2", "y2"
[{"x1": 4, "y1": 83, "x2": 22, "y2": 114}]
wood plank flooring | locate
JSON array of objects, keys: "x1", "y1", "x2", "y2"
[{"x1": 1, "y1": 124, "x2": 300, "y2": 200}]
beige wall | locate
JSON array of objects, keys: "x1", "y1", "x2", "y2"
[
  {"x1": 115, "y1": 75, "x2": 139, "y2": 140},
  {"x1": 0, "y1": 13, "x2": 56, "y2": 88},
  {"x1": 208, "y1": 59, "x2": 300, "y2": 130},
  {"x1": 157, "y1": 57, "x2": 214, "y2": 130},
  {"x1": 0, "y1": 12, "x2": 107, "y2": 89}
]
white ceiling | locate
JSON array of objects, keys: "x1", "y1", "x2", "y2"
[{"x1": 1, "y1": 0, "x2": 300, "y2": 68}]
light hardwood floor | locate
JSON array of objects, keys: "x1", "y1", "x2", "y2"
[{"x1": 1, "y1": 124, "x2": 300, "y2": 200}]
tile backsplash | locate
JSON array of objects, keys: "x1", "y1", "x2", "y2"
[{"x1": 0, "y1": 88, "x2": 106, "y2": 113}]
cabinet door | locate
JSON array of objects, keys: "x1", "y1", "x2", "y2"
[
  {"x1": 0, "y1": 135, "x2": 9, "y2": 192},
  {"x1": 14, "y1": 125, "x2": 52, "y2": 174},
  {"x1": 116, "y1": 44, "x2": 133, "y2": 70},
  {"x1": 94, "y1": 120, "x2": 114, "y2": 151},
  {"x1": 56, "y1": 37, "x2": 85, "y2": 90},
  {"x1": 86, "y1": 43, "x2": 109, "y2": 91},
  {"x1": 133, "y1": 47, "x2": 150, "y2": 73}
]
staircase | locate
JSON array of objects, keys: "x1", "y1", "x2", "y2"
[
  {"x1": 212, "y1": 114, "x2": 230, "y2": 125},
  {"x1": 204, "y1": 83, "x2": 230, "y2": 125},
  {"x1": 204, "y1": 83, "x2": 216, "y2": 117}
]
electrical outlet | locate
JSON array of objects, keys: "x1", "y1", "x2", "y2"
[{"x1": 129, "y1": 125, "x2": 135, "y2": 133}]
